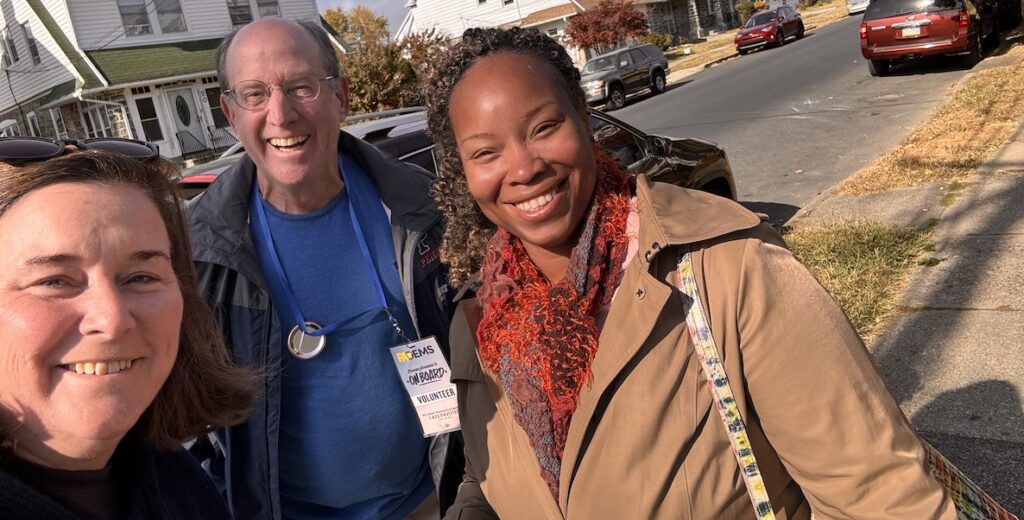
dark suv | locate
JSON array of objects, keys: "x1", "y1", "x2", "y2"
[
  {"x1": 179, "y1": 108, "x2": 736, "y2": 201},
  {"x1": 580, "y1": 44, "x2": 670, "y2": 111},
  {"x1": 860, "y1": 0, "x2": 999, "y2": 76}
]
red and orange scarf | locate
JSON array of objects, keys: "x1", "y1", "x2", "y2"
[{"x1": 476, "y1": 149, "x2": 632, "y2": 498}]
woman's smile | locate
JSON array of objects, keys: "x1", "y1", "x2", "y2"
[{"x1": 508, "y1": 178, "x2": 568, "y2": 219}]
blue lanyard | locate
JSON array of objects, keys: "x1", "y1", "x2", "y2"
[{"x1": 250, "y1": 157, "x2": 406, "y2": 339}]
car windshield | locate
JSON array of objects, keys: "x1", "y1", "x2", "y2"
[
  {"x1": 745, "y1": 12, "x2": 776, "y2": 27},
  {"x1": 583, "y1": 57, "x2": 617, "y2": 74},
  {"x1": 864, "y1": 0, "x2": 960, "y2": 20}
]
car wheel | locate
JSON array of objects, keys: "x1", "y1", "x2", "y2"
[
  {"x1": 738, "y1": 47, "x2": 747, "y2": 55},
  {"x1": 868, "y1": 59, "x2": 890, "y2": 77},
  {"x1": 796, "y1": 22, "x2": 805, "y2": 39},
  {"x1": 651, "y1": 71, "x2": 666, "y2": 94},
  {"x1": 962, "y1": 38, "x2": 982, "y2": 69},
  {"x1": 775, "y1": 29, "x2": 785, "y2": 46},
  {"x1": 606, "y1": 85, "x2": 626, "y2": 111}
]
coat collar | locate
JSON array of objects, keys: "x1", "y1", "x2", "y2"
[{"x1": 632, "y1": 174, "x2": 762, "y2": 254}]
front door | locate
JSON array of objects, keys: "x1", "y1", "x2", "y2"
[{"x1": 165, "y1": 87, "x2": 207, "y2": 157}]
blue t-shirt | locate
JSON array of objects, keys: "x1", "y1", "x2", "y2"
[{"x1": 250, "y1": 154, "x2": 433, "y2": 520}]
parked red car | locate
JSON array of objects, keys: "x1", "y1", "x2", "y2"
[
  {"x1": 735, "y1": 7, "x2": 805, "y2": 55},
  {"x1": 860, "y1": 0, "x2": 999, "y2": 76}
]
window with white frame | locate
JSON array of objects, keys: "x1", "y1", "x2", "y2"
[
  {"x1": 205, "y1": 87, "x2": 230, "y2": 128},
  {"x1": 26, "y1": 112, "x2": 40, "y2": 136},
  {"x1": 257, "y1": 0, "x2": 280, "y2": 17},
  {"x1": 22, "y1": 24, "x2": 40, "y2": 65},
  {"x1": 81, "y1": 104, "x2": 112, "y2": 138},
  {"x1": 3, "y1": 29, "x2": 19, "y2": 65},
  {"x1": 118, "y1": 0, "x2": 187, "y2": 36},
  {"x1": 227, "y1": 1, "x2": 279, "y2": 26},
  {"x1": 117, "y1": 0, "x2": 151, "y2": 36},
  {"x1": 134, "y1": 97, "x2": 163, "y2": 141},
  {"x1": 0, "y1": 120, "x2": 19, "y2": 137},
  {"x1": 49, "y1": 108, "x2": 68, "y2": 139},
  {"x1": 227, "y1": 0, "x2": 254, "y2": 26},
  {"x1": 157, "y1": 0, "x2": 187, "y2": 33}
]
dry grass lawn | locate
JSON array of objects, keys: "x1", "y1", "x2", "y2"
[
  {"x1": 840, "y1": 45, "x2": 1024, "y2": 194},
  {"x1": 786, "y1": 221, "x2": 933, "y2": 341}
]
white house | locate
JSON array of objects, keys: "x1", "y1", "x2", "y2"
[
  {"x1": 396, "y1": 0, "x2": 740, "y2": 53},
  {"x1": 0, "y1": 0, "x2": 349, "y2": 160}
]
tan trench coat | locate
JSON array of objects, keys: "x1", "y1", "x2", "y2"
[{"x1": 444, "y1": 177, "x2": 956, "y2": 520}]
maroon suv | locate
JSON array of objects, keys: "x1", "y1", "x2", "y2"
[
  {"x1": 735, "y1": 7, "x2": 805, "y2": 54},
  {"x1": 860, "y1": 0, "x2": 998, "y2": 76}
]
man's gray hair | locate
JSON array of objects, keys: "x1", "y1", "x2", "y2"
[{"x1": 216, "y1": 19, "x2": 342, "y2": 93}]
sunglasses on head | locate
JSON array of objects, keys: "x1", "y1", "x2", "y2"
[{"x1": 0, "y1": 137, "x2": 160, "y2": 164}]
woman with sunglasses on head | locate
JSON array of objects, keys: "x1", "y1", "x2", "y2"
[
  {"x1": 424, "y1": 29, "x2": 959, "y2": 519},
  {"x1": 0, "y1": 139, "x2": 255, "y2": 520}
]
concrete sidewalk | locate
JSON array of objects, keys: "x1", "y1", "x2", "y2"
[{"x1": 789, "y1": 80, "x2": 1024, "y2": 514}]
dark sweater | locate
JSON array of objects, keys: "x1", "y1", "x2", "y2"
[{"x1": 0, "y1": 442, "x2": 232, "y2": 520}]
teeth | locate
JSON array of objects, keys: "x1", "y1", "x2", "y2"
[
  {"x1": 268, "y1": 135, "x2": 309, "y2": 148},
  {"x1": 68, "y1": 359, "x2": 133, "y2": 376},
  {"x1": 515, "y1": 192, "x2": 556, "y2": 212}
]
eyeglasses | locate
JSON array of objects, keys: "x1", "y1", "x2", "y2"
[
  {"x1": 224, "y1": 75, "x2": 337, "y2": 111},
  {"x1": 0, "y1": 137, "x2": 160, "y2": 164}
]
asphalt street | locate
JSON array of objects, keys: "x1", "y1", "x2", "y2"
[{"x1": 612, "y1": 16, "x2": 974, "y2": 222}]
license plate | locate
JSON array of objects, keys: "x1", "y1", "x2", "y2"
[{"x1": 901, "y1": 26, "x2": 921, "y2": 37}]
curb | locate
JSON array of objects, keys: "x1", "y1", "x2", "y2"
[
  {"x1": 978, "y1": 119, "x2": 1024, "y2": 174},
  {"x1": 704, "y1": 52, "x2": 738, "y2": 68}
]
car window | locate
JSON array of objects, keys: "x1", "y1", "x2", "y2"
[
  {"x1": 864, "y1": 0, "x2": 960, "y2": 19},
  {"x1": 640, "y1": 45, "x2": 664, "y2": 61},
  {"x1": 399, "y1": 148, "x2": 437, "y2": 175},
  {"x1": 746, "y1": 12, "x2": 777, "y2": 26},
  {"x1": 589, "y1": 115, "x2": 645, "y2": 169},
  {"x1": 618, "y1": 52, "x2": 631, "y2": 68},
  {"x1": 629, "y1": 49, "x2": 648, "y2": 65},
  {"x1": 583, "y1": 56, "x2": 617, "y2": 74}
]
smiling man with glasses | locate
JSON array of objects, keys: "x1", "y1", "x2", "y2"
[{"x1": 185, "y1": 18, "x2": 461, "y2": 520}]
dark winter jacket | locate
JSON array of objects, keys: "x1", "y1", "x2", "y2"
[{"x1": 186, "y1": 131, "x2": 463, "y2": 519}]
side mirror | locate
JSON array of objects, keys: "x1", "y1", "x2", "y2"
[{"x1": 648, "y1": 136, "x2": 670, "y2": 156}]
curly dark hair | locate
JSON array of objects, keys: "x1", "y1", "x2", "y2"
[{"x1": 424, "y1": 27, "x2": 586, "y2": 287}]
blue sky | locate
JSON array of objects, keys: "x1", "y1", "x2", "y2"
[{"x1": 315, "y1": 0, "x2": 409, "y2": 34}]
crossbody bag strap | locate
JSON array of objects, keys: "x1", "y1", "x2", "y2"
[{"x1": 675, "y1": 252, "x2": 776, "y2": 519}]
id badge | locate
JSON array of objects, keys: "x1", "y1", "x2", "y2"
[{"x1": 390, "y1": 337, "x2": 461, "y2": 437}]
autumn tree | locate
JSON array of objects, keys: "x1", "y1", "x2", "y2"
[
  {"x1": 566, "y1": 0, "x2": 649, "y2": 54},
  {"x1": 322, "y1": 6, "x2": 389, "y2": 44},
  {"x1": 398, "y1": 28, "x2": 450, "y2": 106},
  {"x1": 322, "y1": 8, "x2": 414, "y2": 112}
]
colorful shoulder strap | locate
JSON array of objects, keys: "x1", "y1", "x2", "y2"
[
  {"x1": 675, "y1": 252, "x2": 1018, "y2": 520},
  {"x1": 675, "y1": 252, "x2": 776, "y2": 519}
]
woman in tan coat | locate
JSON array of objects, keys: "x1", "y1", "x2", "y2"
[{"x1": 424, "y1": 28, "x2": 957, "y2": 519}]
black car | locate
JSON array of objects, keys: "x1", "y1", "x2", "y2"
[{"x1": 179, "y1": 107, "x2": 736, "y2": 201}]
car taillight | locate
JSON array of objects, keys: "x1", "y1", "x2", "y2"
[
  {"x1": 958, "y1": 10, "x2": 969, "y2": 27},
  {"x1": 859, "y1": 22, "x2": 867, "y2": 39}
]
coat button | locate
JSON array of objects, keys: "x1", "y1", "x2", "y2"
[
  {"x1": 635, "y1": 287, "x2": 646, "y2": 299},
  {"x1": 644, "y1": 251, "x2": 653, "y2": 263}
]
